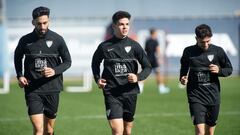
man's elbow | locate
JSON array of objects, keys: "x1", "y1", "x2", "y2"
[{"x1": 65, "y1": 60, "x2": 72, "y2": 69}]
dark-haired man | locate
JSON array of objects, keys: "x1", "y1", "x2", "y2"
[
  {"x1": 180, "y1": 24, "x2": 232, "y2": 135},
  {"x1": 14, "y1": 6, "x2": 71, "y2": 135},
  {"x1": 92, "y1": 11, "x2": 151, "y2": 135},
  {"x1": 144, "y1": 28, "x2": 170, "y2": 94}
]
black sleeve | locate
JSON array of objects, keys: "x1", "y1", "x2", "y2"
[
  {"x1": 14, "y1": 38, "x2": 25, "y2": 79},
  {"x1": 217, "y1": 47, "x2": 233, "y2": 77},
  {"x1": 144, "y1": 40, "x2": 148, "y2": 52},
  {"x1": 54, "y1": 37, "x2": 72, "y2": 75},
  {"x1": 179, "y1": 48, "x2": 189, "y2": 81},
  {"x1": 135, "y1": 43, "x2": 152, "y2": 81},
  {"x1": 91, "y1": 45, "x2": 104, "y2": 83}
]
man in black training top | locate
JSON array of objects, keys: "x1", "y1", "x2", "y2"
[
  {"x1": 91, "y1": 11, "x2": 151, "y2": 135},
  {"x1": 14, "y1": 6, "x2": 71, "y2": 135},
  {"x1": 180, "y1": 24, "x2": 232, "y2": 135},
  {"x1": 144, "y1": 28, "x2": 170, "y2": 94}
]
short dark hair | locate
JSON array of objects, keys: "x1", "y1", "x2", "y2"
[
  {"x1": 112, "y1": 11, "x2": 131, "y2": 24},
  {"x1": 195, "y1": 24, "x2": 212, "y2": 39},
  {"x1": 150, "y1": 28, "x2": 156, "y2": 35},
  {"x1": 32, "y1": 6, "x2": 50, "y2": 19}
]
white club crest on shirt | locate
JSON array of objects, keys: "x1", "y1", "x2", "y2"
[
  {"x1": 207, "y1": 54, "x2": 214, "y2": 62},
  {"x1": 125, "y1": 46, "x2": 131, "y2": 53},
  {"x1": 46, "y1": 40, "x2": 53, "y2": 48}
]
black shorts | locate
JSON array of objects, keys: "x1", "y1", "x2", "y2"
[
  {"x1": 25, "y1": 93, "x2": 59, "y2": 119},
  {"x1": 149, "y1": 59, "x2": 159, "y2": 68},
  {"x1": 104, "y1": 94, "x2": 137, "y2": 122},
  {"x1": 189, "y1": 102, "x2": 220, "y2": 126},
  {"x1": 152, "y1": 67, "x2": 161, "y2": 73}
]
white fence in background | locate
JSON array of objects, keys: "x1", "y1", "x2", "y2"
[
  {"x1": 0, "y1": 70, "x2": 10, "y2": 94},
  {"x1": 1, "y1": 26, "x2": 238, "y2": 94}
]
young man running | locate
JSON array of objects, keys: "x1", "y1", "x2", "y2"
[
  {"x1": 180, "y1": 24, "x2": 232, "y2": 135},
  {"x1": 92, "y1": 11, "x2": 151, "y2": 135}
]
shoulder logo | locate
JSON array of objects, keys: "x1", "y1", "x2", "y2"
[
  {"x1": 27, "y1": 43, "x2": 33, "y2": 46},
  {"x1": 46, "y1": 40, "x2": 53, "y2": 48},
  {"x1": 207, "y1": 54, "x2": 214, "y2": 62},
  {"x1": 124, "y1": 46, "x2": 131, "y2": 53},
  {"x1": 107, "y1": 48, "x2": 114, "y2": 52}
]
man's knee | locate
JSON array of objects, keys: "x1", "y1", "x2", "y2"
[
  {"x1": 195, "y1": 124, "x2": 205, "y2": 135},
  {"x1": 44, "y1": 127, "x2": 54, "y2": 135},
  {"x1": 44, "y1": 118, "x2": 55, "y2": 135},
  {"x1": 123, "y1": 129, "x2": 132, "y2": 135},
  {"x1": 33, "y1": 124, "x2": 44, "y2": 135},
  {"x1": 123, "y1": 122, "x2": 133, "y2": 135},
  {"x1": 111, "y1": 128, "x2": 124, "y2": 135},
  {"x1": 30, "y1": 114, "x2": 44, "y2": 134}
]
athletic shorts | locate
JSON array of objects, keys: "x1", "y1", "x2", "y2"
[
  {"x1": 152, "y1": 67, "x2": 161, "y2": 73},
  {"x1": 149, "y1": 59, "x2": 159, "y2": 68},
  {"x1": 104, "y1": 94, "x2": 137, "y2": 122},
  {"x1": 25, "y1": 92, "x2": 59, "y2": 119},
  {"x1": 189, "y1": 102, "x2": 220, "y2": 126}
]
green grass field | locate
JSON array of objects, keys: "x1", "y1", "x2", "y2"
[{"x1": 0, "y1": 76, "x2": 239, "y2": 135}]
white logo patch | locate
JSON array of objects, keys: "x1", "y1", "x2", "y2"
[
  {"x1": 107, "y1": 48, "x2": 114, "y2": 52},
  {"x1": 124, "y1": 46, "x2": 131, "y2": 53},
  {"x1": 34, "y1": 58, "x2": 47, "y2": 71},
  {"x1": 191, "y1": 116, "x2": 195, "y2": 123},
  {"x1": 106, "y1": 109, "x2": 111, "y2": 117},
  {"x1": 27, "y1": 43, "x2": 33, "y2": 46},
  {"x1": 114, "y1": 63, "x2": 128, "y2": 76},
  {"x1": 46, "y1": 40, "x2": 53, "y2": 48},
  {"x1": 207, "y1": 54, "x2": 214, "y2": 62}
]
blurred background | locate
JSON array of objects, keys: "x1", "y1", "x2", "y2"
[{"x1": 0, "y1": 0, "x2": 240, "y2": 92}]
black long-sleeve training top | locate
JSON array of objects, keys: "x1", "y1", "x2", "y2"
[
  {"x1": 145, "y1": 38, "x2": 159, "y2": 68},
  {"x1": 14, "y1": 29, "x2": 71, "y2": 94},
  {"x1": 92, "y1": 36, "x2": 152, "y2": 95},
  {"x1": 180, "y1": 44, "x2": 232, "y2": 105}
]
